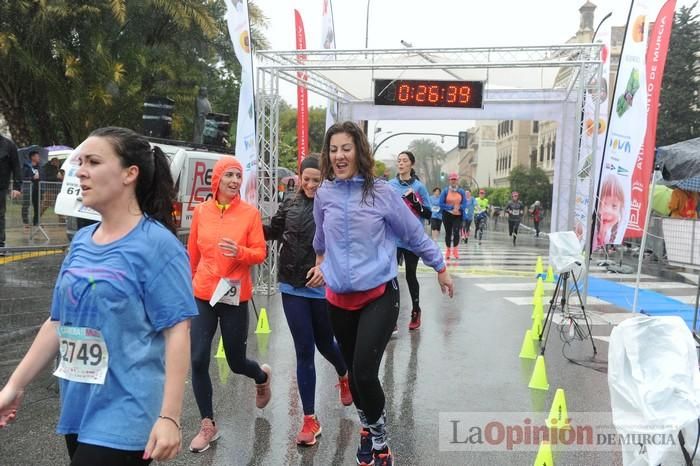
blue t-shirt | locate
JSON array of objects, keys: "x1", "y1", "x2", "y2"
[
  {"x1": 463, "y1": 197, "x2": 476, "y2": 220},
  {"x1": 430, "y1": 195, "x2": 442, "y2": 220},
  {"x1": 50, "y1": 217, "x2": 197, "y2": 450},
  {"x1": 279, "y1": 282, "x2": 325, "y2": 299}
]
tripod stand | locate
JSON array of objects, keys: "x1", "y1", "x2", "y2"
[{"x1": 538, "y1": 270, "x2": 597, "y2": 356}]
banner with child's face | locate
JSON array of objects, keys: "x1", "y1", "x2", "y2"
[{"x1": 593, "y1": 0, "x2": 650, "y2": 251}]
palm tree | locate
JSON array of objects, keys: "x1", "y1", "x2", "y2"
[{"x1": 0, "y1": 0, "x2": 267, "y2": 146}]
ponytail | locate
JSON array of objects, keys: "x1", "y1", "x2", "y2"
[{"x1": 138, "y1": 146, "x2": 176, "y2": 235}]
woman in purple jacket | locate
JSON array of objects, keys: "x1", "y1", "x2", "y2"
[{"x1": 311, "y1": 121, "x2": 454, "y2": 466}]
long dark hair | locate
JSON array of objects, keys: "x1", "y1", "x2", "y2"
[
  {"x1": 320, "y1": 121, "x2": 375, "y2": 204},
  {"x1": 89, "y1": 127, "x2": 176, "y2": 235},
  {"x1": 398, "y1": 150, "x2": 418, "y2": 179}
]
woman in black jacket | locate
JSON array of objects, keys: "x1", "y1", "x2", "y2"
[{"x1": 263, "y1": 155, "x2": 351, "y2": 447}]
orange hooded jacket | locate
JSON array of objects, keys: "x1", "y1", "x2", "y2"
[{"x1": 187, "y1": 156, "x2": 266, "y2": 302}]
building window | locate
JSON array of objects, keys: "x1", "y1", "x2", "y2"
[
  {"x1": 532, "y1": 121, "x2": 539, "y2": 133},
  {"x1": 546, "y1": 142, "x2": 551, "y2": 161},
  {"x1": 551, "y1": 140, "x2": 556, "y2": 161},
  {"x1": 539, "y1": 143, "x2": 544, "y2": 162}
]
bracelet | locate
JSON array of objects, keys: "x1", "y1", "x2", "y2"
[{"x1": 158, "y1": 415, "x2": 181, "y2": 430}]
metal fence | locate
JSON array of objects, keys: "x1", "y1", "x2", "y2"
[{"x1": 4, "y1": 181, "x2": 68, "y2": 247}]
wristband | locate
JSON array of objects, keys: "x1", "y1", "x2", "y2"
[{"x1": 158, "y1": 415, "x2": 181, "y2": 430}]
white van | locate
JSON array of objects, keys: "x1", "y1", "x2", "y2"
[{"x1": 58, "y1": 139, "x2": 233, "y2": 242}]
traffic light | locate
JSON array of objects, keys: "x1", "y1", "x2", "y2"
[
  {"x1": 203, "y1": 112, "x2": 231, "y2": 147},
  {"x1": 458, "y1": 131, "x2": 468, "y2": 149},
  {"x1": 440, "y1": 171, "x2": 446, "y2": 181}
]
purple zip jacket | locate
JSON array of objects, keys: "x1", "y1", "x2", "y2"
[{"x1": 313, "y1": 176, "x2": 446, "y2": 294}]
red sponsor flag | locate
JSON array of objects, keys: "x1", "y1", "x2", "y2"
[
  {"x1": 625, "y1": 0, "x2": 676, "y2": 237},
  {"x1": 295, "y1": 9, "x2": 309, "y2": 170}
]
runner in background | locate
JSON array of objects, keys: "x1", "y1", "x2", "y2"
[
  {"x1": 263, "y1": 155, "x2": 352, "y2": 447},
  {"x1": 429, "y1": 187, "x2": 442, "y2": 241},
  {"x1": 505, "y1": 191, "x2": 525, "y2": 246},
  {"x1": 461, "y1": 190, "x2": 475, "y2": 244},
  {"x1": 529, "y1": 200, "x2": 543, "y2": 237},
  {"x1": 0, "y1": 127, "x2": 197, "y2": 465},
  {"x1": 388, "y1": 150, "x2": 432, "y2": 331},
  {"x1": 474, "y1": 189, "x2": 490, "y2": 241},
  {"x1": 314, "y1": 122, "x2": 454, "y2": 466},
  {"x1": 439, "y1": 173, "x2": 466, "y2": 261},
  {"x1": 187, "y1": 156, "x2": 270, "y2": 453}
]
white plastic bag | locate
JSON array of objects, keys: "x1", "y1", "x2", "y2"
[
  {"x1": 548, "y1": 231, "x2": 584, "y2": 274},
  {"x1": 608, "y1": 315, "x2": 700, "y2": 465}
]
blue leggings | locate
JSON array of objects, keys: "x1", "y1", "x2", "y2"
[
  {"x1": 191, "y1": 298, "x2": 266, "y2": 420},
  {"x1": 281, "y1": 293, "x2": 347, "y2": 415}
]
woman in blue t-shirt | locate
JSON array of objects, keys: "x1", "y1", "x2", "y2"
[
  {"x1": 0, "y1": 127, "x2": 197, "y2": 465},
  {"x1": 429, "y1": 187, "x2": 443, "y2": 241}
]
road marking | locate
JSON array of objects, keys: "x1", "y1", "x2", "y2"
[
  {"x1": 505, "y1": 296, "x2": 610, "y2": 306},
  {"x1": 0, "y1": 249, "x2": 64, "y2": 265}
]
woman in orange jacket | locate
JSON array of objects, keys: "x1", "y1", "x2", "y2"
[{"x1": 187, "y1": 156, "x2": 270, "y2": 453}]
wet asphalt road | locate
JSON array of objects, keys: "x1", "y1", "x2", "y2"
[{"x1": 0, "y1": 238, "x2": 623, "y2": 466}]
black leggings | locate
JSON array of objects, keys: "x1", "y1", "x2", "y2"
[
  {"x1": 443, "y1": 212, "x2": 461, "y2": 247},
  {"x1": 191, "y1": 298, "x2": 266, "y2": 419},
  {"x1": 508, "y1": 220, "x2": 520, "y2": 237},
  {"x1": 65, "y1": 434, "x2": 151, "y2": 466},
  {"x1": 328, "y1": 279, "x2": 399, "y2": 424},
  {"x1": 281, "y1": 293, "x2": 347, "y2": 415},
  {"x1": 397, "y1": 247, "x2": 420, "y2": 308}
]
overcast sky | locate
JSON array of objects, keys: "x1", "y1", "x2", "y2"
[{"x1": 252, "y1": 0, "x2": 695, "y2": 160}]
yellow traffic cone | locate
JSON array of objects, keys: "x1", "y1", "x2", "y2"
[
  {"x1": 533, "y1": 441, "x2": 554, "y2": 465},
  {"x1": 545, "y1": 265, "x2": 555, "y2": 283},
  {"x1": 531, "y1": 312, "x2": 543, "y2": 339},
  {"x1": 528, "y1": 355, "x2": 550, "y2": 391},
  {"x1": 535, "y1": 277, "x2": 544, "y2": 297},
  {"x1": 545, "y1": 388, "x2": 571, "y2": 429},
  {"x1": 214, "y1": 336, "x2": 226, "y2": 359},
  {"x1": 535, "y1": 256, "x2": 544, "y2": 277},
  {"x1": 255, "y1": 307, "x2": 271, "y2": 334},
  {"x1": 531, "y1": 298, "x2": 544, "y2": 320},
  {"x1": 519, "y1": 330, "x2": 537, "y2": 359}
]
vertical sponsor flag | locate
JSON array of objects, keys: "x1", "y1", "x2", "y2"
[
  {"x1": 224, "y1": 0, "x2": 257, "y2": 204},
  {"x1": 592, "y1": 0, "x2": 650, "y2": 251},
  {"x1": 574, "y1": 17, "x2": 612, "y2": 248},
  {"x1": 321, "y1": 0, "x2": 337, "y2": 129},
  {"x1": 625, "y1": 0, "x2": 676, "y2": 238},
  {"x1": 295, "y1": 9, "x2": 309, "y2": 169}
]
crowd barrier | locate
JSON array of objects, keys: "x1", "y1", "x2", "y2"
[{"x1": 4, "y1": 181, "x2": 68, "y2": 246}]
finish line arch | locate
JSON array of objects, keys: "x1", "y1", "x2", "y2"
[{"x1": 253, "y1": 44, "x2": 603, "y2": 291}]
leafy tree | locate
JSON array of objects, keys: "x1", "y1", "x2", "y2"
[
  {"x1": 0, "y1": 0, "x2": 267, "y2": 146},
  {"x1": 374, "y1": 159, "x2": 387, "y2": 178},
  {"x1": 484, "y1": 187, "x2": 511, "y2": 207},
  {"x1": 508, "y1": 165, "x2": 552, "y2": 208},
  {"x1": 277, "y1": 102, "x2": 327, "y2": 172},
  {"x1": 657, "y1": 3, "x2": 700, "y2": 146},
  {"x1": 406, "y1": 138, "x2": 446, "y2": 190}
]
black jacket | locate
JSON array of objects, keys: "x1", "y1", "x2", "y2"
[
  {"x1": 0, "y1": 135, "x2": 21, "y2": 191},
  {"x1": 263, "y1": 192, "x2": 317, "y2": 288}
]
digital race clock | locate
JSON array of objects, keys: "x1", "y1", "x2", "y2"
[{"x1": 374, "y1": 79, "x2": 484, "y2": 108}]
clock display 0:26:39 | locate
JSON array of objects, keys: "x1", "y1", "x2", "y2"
[{"x1": 374, "y1": 79, "x2": 484, "y2": 108}]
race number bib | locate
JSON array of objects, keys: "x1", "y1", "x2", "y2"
[
  {"x1": 431, "y1": 206, "x2": 440, "y2": 213},
  {"x1": 210, "y1": 278, "x2": 241, "y2": 307},
  {"x1": 512, "y1": 209, "x2": 521, "y2": 216},
  {"x1": 53, "y1": 326, "x2": 109, "y2": 385}
]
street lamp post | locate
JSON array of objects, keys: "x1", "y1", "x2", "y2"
[{"x1": 364, "y1": 0, "x2": 371, "y2": 49}]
